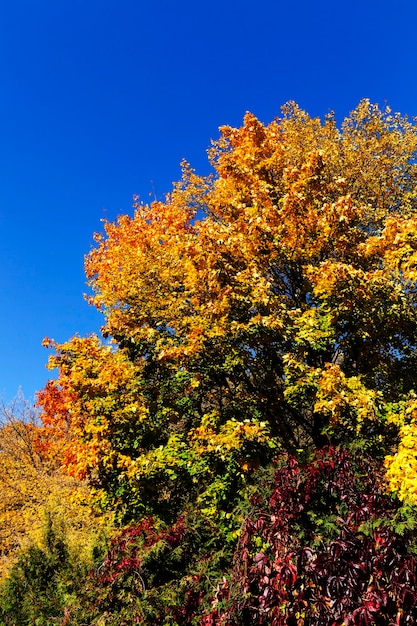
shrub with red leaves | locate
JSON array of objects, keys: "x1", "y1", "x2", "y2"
[
  {"x1": 60, "y1": 447, "x2": 417, "y2": 625},
  {"x1": 205, "y1": 447, "x2": 417, "y2": 625},
  {"x1": 61, "y1": 515, "x2": 193, "y2": 624}
]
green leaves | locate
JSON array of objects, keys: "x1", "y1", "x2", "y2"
[{"x1": 38, "y1": 99, "x2": 417, "y2": 523}]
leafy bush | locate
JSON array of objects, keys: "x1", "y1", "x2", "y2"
[
  {"x1": 55, "y1": 447, "x2": 417, "y2": 625},
  {"x1": 0, "y1": 517, "x2": 108, "y2": 626},
  {"x1": 205, "y1": 447, "x2": 417, "y2": 625},
  {"x1": 62, "y1": 512, "x2": 233, "y2": 625}
]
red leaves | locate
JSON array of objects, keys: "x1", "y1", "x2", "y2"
[{"x1": 213, "y1": 447, "x2": 417, "y2": 625}]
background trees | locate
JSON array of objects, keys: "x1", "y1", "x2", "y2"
[{"x1": 0, "y1": 394, "x2": 113, "y2": 624}]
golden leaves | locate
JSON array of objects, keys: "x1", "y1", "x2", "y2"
[
  {"x1": 314, "y1": 363, "x2": 379, "y2": 431},
  {"x1": 190, "y1": 417, "x2": 274, "y2": 458},
  {"x1": 39, "y1": 100, "x2": 417, "y2": 511},
  {"x1": 37, "y1": 335, "x2": 147, "y2": 481},
  {"x1": 385, "y1": 400, "x2": 417, "y2": 504},
  {"x1": 0, "y1": 396, "x2": 113, "y2": 580}
]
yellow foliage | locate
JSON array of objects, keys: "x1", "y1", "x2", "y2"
[
  {"x1": 314, "y1": 363, "x2": 380, "y2": 431},
  {"x1": 37, "y1": 100, "x2": 417, "y2": 513},
  {"x1": 0, "y1": 396, "x2": 114, "y2": 580},
  {"x1": 191, "y1": 418, "x2": 273, "y2": 457},
  {"x1": 385, "y1": 400, "x2": 417, "y2": 504}
]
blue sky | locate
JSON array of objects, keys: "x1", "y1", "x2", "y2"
[{"x1": 1, "y1": 0, "x2": 416, "y2": 402}]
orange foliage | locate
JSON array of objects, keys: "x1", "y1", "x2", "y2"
[{"x1": 38, "y1": 100, "x2": 417, "y2": 511}]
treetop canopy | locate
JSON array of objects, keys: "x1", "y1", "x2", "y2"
[{"x1": 38, "y1": 100, "x2": 417, "y2": 518}]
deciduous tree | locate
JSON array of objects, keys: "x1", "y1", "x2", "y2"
[{"x1": 38, "y1": 100, "x2": 417, "y2": 515}]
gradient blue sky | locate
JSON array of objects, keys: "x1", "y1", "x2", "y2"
[{"x1": 1, "y1": 0, "x2": 416, "y2": 402}]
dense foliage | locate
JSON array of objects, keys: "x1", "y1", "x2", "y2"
[
  {"x1": 38, "y1": 99, "x2": 417, "y2": 517},
  {"x1": 0, "y1": 519, "x2": 107, "y2": 625},
  {"x1": 207, "y1": 447, "x2": 417, "y2": 625},
  {"x1": 25, "y1": 448, "x2": 417, "y2": 626},
  {"x1": 2, "y1": 100, "x2": 417, "y2": 624}
]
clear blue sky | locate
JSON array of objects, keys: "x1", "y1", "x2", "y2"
[{"x1": 1, "y1": 0, "x2": 416, "y2": 402}]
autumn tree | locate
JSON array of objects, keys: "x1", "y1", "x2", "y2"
[
  {"x1": 38, "y1": 100, "x2": 417, "y2": 519},
  {"x1": 0, "y1": 393, "x2": 44, "y2": 567},
  {"x1": 0, "y1": 393, "x2": 113, "y2": 587}
]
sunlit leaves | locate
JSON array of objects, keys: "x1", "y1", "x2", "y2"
[
  {"x1": 38, "y1": 99, "x2": 417, "y2": 512},
  {"x1": 206, "y1": 448, "x2": 417, "y2": 625},
  {"x1": 385, "y1": 399, "x2": 417, "y2": 504},
  {"x1": 0, "y1": 395, "x2": 112, "y2": 581}
]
